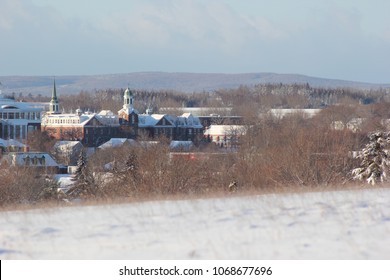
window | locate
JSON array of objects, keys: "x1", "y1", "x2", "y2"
[
  {"x1": 40, "y1": 156, "x2": 46, "y2": 166},
  {"x1": 24, "y1": 156, "x2": 31, "y2": 166}
]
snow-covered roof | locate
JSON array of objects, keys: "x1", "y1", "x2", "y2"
[
  {"x1": 53, "y1": 140, "x2": 82, "y2": 150},
  {"x1": 138, "y1": 114, "x2": 175, "y2": 127},
  {"x1": 178, "y1": 113, "x2": 203, "y2": 128},
  {"x1": 2, "y1": 152, "x2": 59, "y2": 167},
  {"x1": 204, "y1": 125, "x2": 247, "y2": 136},
  {"x1": 0, "y1": 98, "x2": 46, "y2": 112},
  {"x1": 98, "y1": 110, "x2": 114, "y2": 116},
  {"x1": 54, "y1": 174, "x2": 75, "y2": 190},
  {"x1": 42, "y1": 112, "x2": 93, "y2": 126},
  {"x1": 268, "y1": 109, "x2": 321, "y2": 118},
  {"x1": 0, "y1": 138, "x2": 27, "y2": 148},
  {"x1": 170, "y1": 141, "x2": 193, "y2": 150},
  {"x1": 96, "y1": 111, "x2": 119, "y2": 126},
  {"x1": 98, "y1": 138, "x2": 137, "y2": 149},
  {"x1": 138, "y1": 141, "x2": 159, "y2": 148},
  {"x1": 138, "y1": 113, "x2": 203, "y2": 129},
  {"x1": 42, "y1": 112, "x2": 119, "y2": 127},
  {"x1": 159, "y1": 107, "x2": 233, "y2": 116}
]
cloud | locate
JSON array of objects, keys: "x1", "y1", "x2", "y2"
[
  {"x1": 1, "y1": 0, "x2": 389, "y2": 82},
  {"x1": 98, "y1": 0, "x2": 286, "y2": 54}
]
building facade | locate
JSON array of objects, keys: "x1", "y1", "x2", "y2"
[
  {"x1": 0, "y1": 94, "x2": 44, "y2": 142},
  {"x1": 117, "y1": 87, "x2": 204, "y2": 142},
  {"x1": 41, "y1": 83, "x2": 203, "y2": 147},
  {"x1": 41, "y1": 80, "x2": 121, "y2": 147}
]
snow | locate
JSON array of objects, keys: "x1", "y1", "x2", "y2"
[
  {"x1": 0, "y1": 138, "x2": 26, "y2": 149},
  {"x1": 269, "y1": 109, "x2": 321, "y2": 118},
  {"x1": 0, "y1": 187, "x2": 389, "y2": 259},
  {"x1": 54, "y1": 174, "x2": 74, "y2": 190},
  {"x1": 98, "y1": 138, "x2": 137, "y2": 149},
  {"x1": 169, "y1": 140, "x2": 193, "y2": 150},
  {"x1": 203, "y1": 125, "x2": 246, "y2": 137}
]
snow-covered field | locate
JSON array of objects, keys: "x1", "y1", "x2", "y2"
[{"x1": 1, "y1": 187, "x2": 390, "y2": 259}]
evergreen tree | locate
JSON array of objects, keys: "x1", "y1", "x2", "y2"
[
  {"x1": 68, "y1": 150, "x2": 97, "y2": 198},
  {"x1": 352, "y1": 131, "x2": 390, "y2": 185}
]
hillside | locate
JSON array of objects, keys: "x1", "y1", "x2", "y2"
[
  {"x1": 1, "y1": 187, "x2": 390, "y2": 259},
  {"x1": 1, "y1": 72, "x2": 389, "y2": 96}
]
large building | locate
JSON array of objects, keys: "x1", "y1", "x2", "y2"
[
  {"x1": 0, "y1": 93, "x2": 45, "y2": 142},
  {"x1": 117, "y1": 87, "x2": 203, "y2": 142},
  {"x1": 41, "y1": 82, "x2": 204, "y2": 147},
  {"x1": 41, "y1": 80, "x2": 121, "y2": 147}
]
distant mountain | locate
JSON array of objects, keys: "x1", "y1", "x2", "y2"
[{"x1": 0, "y1": 72, "x2": 389, "y2": 96}]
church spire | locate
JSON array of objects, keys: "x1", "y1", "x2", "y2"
[{"x1": 49, "y1": 78, "x2": 59, "y2": 114}]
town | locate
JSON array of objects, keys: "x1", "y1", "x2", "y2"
[{"x1": 1, "y1": 79, "x2": 390, "y2": 204}]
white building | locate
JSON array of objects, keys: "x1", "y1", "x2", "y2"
[
  {"x1": 203, "y1": 125, "x2": 247, "y2": 148},
  {"x1": 0, "y1": 94, "x2": 45, "y2": 141}
]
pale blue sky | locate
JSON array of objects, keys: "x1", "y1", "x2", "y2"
[{"x1": 1, "y1": 0, "x2": 389, "y2": 83}]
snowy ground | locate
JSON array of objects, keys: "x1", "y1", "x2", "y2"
[{"x1": 1, "y1": 187, "x2": 390, "y2": 259}]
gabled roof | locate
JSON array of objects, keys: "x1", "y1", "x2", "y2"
[
  {"x1": 2, "y1": 152, "x2": 59, "y2": 167},
  {"x1": 138, "y1": 113, "x2": 203, "y2": 128},
  {"x1": 138, "y1": 114, "x2": 175, "y2": 127},
  {"x1": 98, "y1": 138, "x2": 138, "y2": 149},
  {"x1": 170, "y1": 140, "x2": 193, "y2": 150},
  {"x1": 0, "y1": 138, "x2": 27, "y2": 148},
  {"x1": 53, "y1": 140, "x2": 82, "y2": 150}
]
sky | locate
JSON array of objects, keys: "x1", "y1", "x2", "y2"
[{"x1": 1, "y1": 0, "x2": 390, "y2": 83}]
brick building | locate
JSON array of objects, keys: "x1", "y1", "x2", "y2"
[{"x1": 41, "y1": 81, "x2": 203, "y2": 147}]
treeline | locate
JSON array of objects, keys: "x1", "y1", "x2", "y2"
[
  {"x1": 2, "y1": 83, "x2": 390, "y2": 207},
  {"x1": 0, "y1": 113, "x2": 364, "y2": 207},
  {"x1": 16, "y1": 83, "x2": 390, "y2": 116}
]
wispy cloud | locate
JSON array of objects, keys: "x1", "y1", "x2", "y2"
[{"x1": 98, "y1": 0, "x2": 286, "y2": 53}]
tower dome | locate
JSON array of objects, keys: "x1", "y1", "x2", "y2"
[
  {"x1": 124, "y1": 87, "x2": 133, "y2": 97},
  {"x1": 123, "y1": 86, "x2": 134, "y2": 111}
]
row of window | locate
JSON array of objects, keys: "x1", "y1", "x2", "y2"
[
  {"x1": 45, "y1": 118, "x2": 80, "y2": 124},
  {"x1": 153, "y1": 128, "x2": 202, "y2": 135},
  {"x1": 0, "y1": 112, "x2": 41, "y2": 120},
  {"x1": 23, "y1": 155, "x2": 46, "y2": 166}
]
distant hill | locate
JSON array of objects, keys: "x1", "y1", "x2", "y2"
[{"x1": 0, "y1": 72, "x2": 389, "y2": 96}]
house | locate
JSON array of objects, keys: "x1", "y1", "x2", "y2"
[
  {"x1": 1, "y1": 152, "x2": 60, "y2": 173},
  {"x1": 203, "y1": 125, "x2": 246, "y2": 148},
  {"x1": 51, "y1": 140, "x2": 83, "y2": 165},
  {"x1": 0, "y1": 138, "x2": 28, "y2": 153}
]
